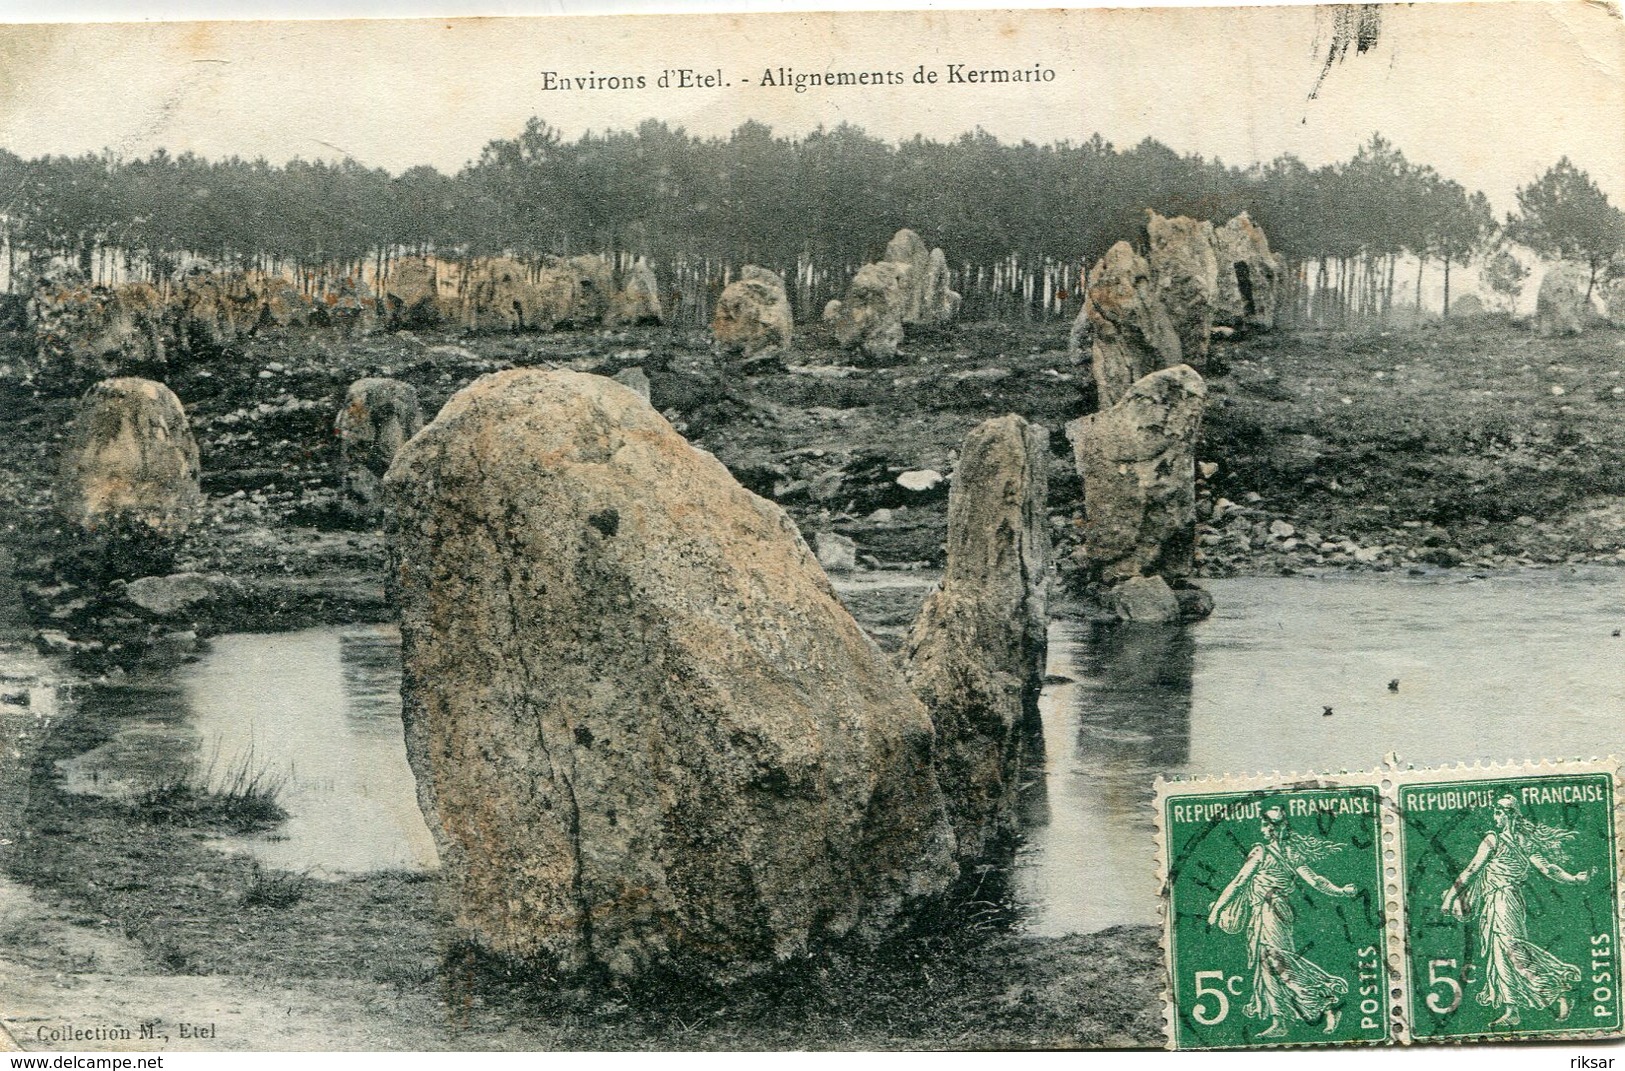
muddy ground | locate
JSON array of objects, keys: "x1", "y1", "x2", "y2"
[{"x1": 1, "y1": 311, "x2": 1623, "y2": 1049}]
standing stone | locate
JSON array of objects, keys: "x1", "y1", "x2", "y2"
[
  {"x1": 1534, "y1": 263, "x2": 1590, "y2": 336},
  {"x1": 923, "y1": 247, "x2": 962, "y2": 323},
  {"x1": 1601, "y1": 276, "x2": 1625, "y2": 328},
  {"x1": 605, "y1": 259, "x2": 664, "y2": 327},
  {"x1": 884, "y1": 229, "x2": 933, "y2": 324},
  {"x1": 383, "y1": 258, "x2": 445, "y2": 328},
  {"x1": 558, "y1": 254, "x2": 616, "y2": 324},
  {"x1": 253, "y1": 274, "x2": 315, "y2": 330},
  {"x1": 57, "y1": 377, "x2": 201, "y2": 534},
  {"x1": 1147, "y1": 212, "x2": 1219, "y2": 371},
  {"x1": 711, "y1": 265, "x2": 794, "y2": 357},
  {"x1": 1212, "y1": 212, "x2": 1282, "y2": 332},
  {"x1": 904, "y1": 415, "x2": 1050, "y2": 865},
  {"x1": 28, "y1": 278, "x2": 171, "y2": 382},
  {"x1": 1070, "y1": 242, "x2": 1183, "y2": 408},
  {"x1": 384, "y1": 369, "x2": 954, "y2": 981},
  {"x1": 831, "y1": 262, "x2": 909, "y2": 361},
  {"x1": 1067, "y1": 364, "x2": 1206, "y2": 584},
  {"x1": 463, "y1": 258, "x2": 545, "y2": 332},
  {"x1": 336, "y1": 378, "x2": 423, "y2": 522}
]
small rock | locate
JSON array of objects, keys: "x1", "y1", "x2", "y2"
[
  {"x1": 814, "y1": 531, "x2": 858, "y2": 573},
  {"x1": 1198, "y1": 461, "x2": 1219, "y2": 479},
  {"x1": 1268, "y1": 520, "x2": 1296, "y2": 539},
  {"x1": 1111, "y1": 575, "x2": 1181, "y2": 624},
  {"x1": 896, "y1": 469, "x2": 944, "y2": 493}
]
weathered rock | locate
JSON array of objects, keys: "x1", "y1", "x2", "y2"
[
  {"x1": 814, "y1": 531, "x2": 858, "y2": 573},
  {"x1": 905, "y1": 415, "x2": 1049, "y2": 864},
  {"x1": 384, "y1": 368, "x2": 954, "y2": 981},
  {"x1": 884, "y1": 229, "x2": 932, "y2": 324},
  {"x1": 1447, "y1": 292, "x2": 1486, "y2": 318},
  {"x1": 1602, "y1": 276, "x2": 1625, "y2": 328},
  {"x1": 1067, "y1": 364, "x2": 1207, "y2": 583},
  {"x1": 1534, "y1": 263, "x2": 1590, "y2": 337},
  {"x1": 463, "y1": 258, "x2": 548, "y2": 332},
  {"x1": 58, "y1": 377, "x2": 202, "y2": 534},
  {"x1": 711, "y1": 266, "x2": 794, "y2": 357},
  {"x1": 252, "y1": 274, "x2": 315, "y2": 330},
  {"x1": 122, "y1": 571, "x2": 230, "y2": 617},
  {"x1": 312, "y1": 273, "x2": 383, "y2": 336},
  {"x1": 383, "y1": 258, "x2": 447, "y2": 328},
  {"x1": 611, "y1": 366, "x2": 651, "y2": 401},
  {"x1": 1110, "y1": 575, "x2": 1180, "y2": 624},
  {"x1": 924, "y1": 247, "x2": 962, "y2": 323},
  {"x1": 832, "y1": 262, "x2": 909, "y2": 360},
  {"x1": 336, "y1": 378, "x2": 423, "y2": 521},
  {"x1": 1069, "y1": 242, "x2": 1183, "y2": 408},
  {"x1": 28, "y1": 278, "x2": 171, "y2": 383},
  {"x1": 1212, "y1": 212, "x2": 1282, "y2": 332},
  {"x1": 1146, "y1": 212, "x2": 1219, "y2": 370},
  {"x1": 555, "y1": 254, "x2": 616, "y2": 324},
  {"x1": 605, "y1": 259, "x2": 664, "y2": 327}
]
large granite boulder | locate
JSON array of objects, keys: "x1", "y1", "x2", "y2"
[
  {"x1": 904, "y1": 415, "x2": 1049, "y2": 864},
  {"x1": 712, "y1": 265, "x2": 793, "y2": 357},
  {"x1": 830, "y1": 261, "x2": 909, "y2": 361},
  {"x1": 1069, "y1": 242, "x2": 1183, "y2": 408},
  {"x1": 384, "y1": 369, "x2": 955, "y2": 981},
  {"x1": 1534, "y1": 263, "x2": 1589, "y2": 337},
  {"x1": 57, "y1": 377, "x2": 201, "y2": 535},
  {"x1": 1146, "y1": 212, "x2": 1219, "y2": 370},
  {"x1": 1066, "y1": 364, "x2": 1206, "y2": 584},
  {"x1": 463, "y1": 258, "x2": 543, "y2": 332},
  {"x1": 605, "y1": 258, "x2": 664, "y2": 327},
  {"x1": 312, "y1": 273, "x2": 382, "y2": 336},
  {"x1": 1213, "y1": 212, "x2": 1282, "y2": 331},
  {"x1": 555, "y1": 254, "x2": 616, "y2": 324},
  {"x1": 336, "y1": 378, "x2": 423, "y2": 522},
  {"x1": 252, "y1": 274, "x2": 315, "y2": 330}
]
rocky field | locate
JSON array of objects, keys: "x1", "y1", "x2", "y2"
[{"x1": 2, "y1": 309, "x2": 1624, "y2": 1050}]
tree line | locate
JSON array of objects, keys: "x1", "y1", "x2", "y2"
[{"x1": 1, "y1": 119, "x2": 1620, "y2": 313}]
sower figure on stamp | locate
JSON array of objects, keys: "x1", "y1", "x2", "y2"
[
  {"x1": 1441, "y1": 795, "x2": 1589, "y2": 1027},
  {"x1": 1207, "y1": 804, "x2": 1358, "y2": 1038}
]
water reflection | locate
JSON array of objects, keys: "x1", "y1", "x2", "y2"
[
  {"x1": 1014, "y1": 569, "x2": 1625, "y2": 936},
  {"x1": 61, "y1": 625, "x2": 437, "y2": 877}
]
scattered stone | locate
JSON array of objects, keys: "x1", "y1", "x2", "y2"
[
  {"x1": 897, "y1": 469, "x2": 945, "y2": 493},
  {"x1": 1110, "y1": 575, "x2": 1181, "y2": 624},
  {"x1": 1069, "y1": 242, "x2": 1182, "y2": 408},
  {"x1": 122, "y1": 572, "x2": 227, "y2": 616},
  {"x1": 1534, "y1": 263, "x2": 1589, "y2": 337},
  {"x1": 814, "y1": 531, "x2": 858, "y2": 573},
  {"x1": 57, "y1": 377, "x2": 202, "y2": 534},
  {"x1": 905, "y1": 415, "x2": 1050, "y2": 865},
  {"x1": 1146, "y1": 212, "x2": 1219, "y2": 370},
  {"x1": 385, "y1": 368, "x2": 954, "y2": 982},
  {"x1": 336, "y1": 378, "x2": 423, "y2": 522},
  {"x1": 712, "y1": 266, "x2": 794, "y2": 357},
  {"x1": 1268, "y1": 520, "x2": 1296, "y2": 539},
  {"x1": 1067, "y1": 365, "x2": 1207, "y2": 583}
]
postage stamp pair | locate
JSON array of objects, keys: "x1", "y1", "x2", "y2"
[{"x1": 1157, "y1": 759, "x2": 1621, "y2": 1049}]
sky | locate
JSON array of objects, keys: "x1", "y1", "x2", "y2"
[{"x1": 0, "y1": 2, "x2": 1619, "y2": 214}]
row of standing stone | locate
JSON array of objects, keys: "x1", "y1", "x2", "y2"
[
  {"x1": 710, "y1": 228, "x2": 962, "y2": 361},
  {"x1": 1062, "y1": 211, "x2": 1282, "y2": 622}
]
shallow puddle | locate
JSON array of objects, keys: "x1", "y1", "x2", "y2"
[{"x1": 61, "y1": 625, "x2": 437, "y2": 877}]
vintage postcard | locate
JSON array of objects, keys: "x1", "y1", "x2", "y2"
[{"x1": 0, "y1": 0, "x2": 1623, "y2": 1055}]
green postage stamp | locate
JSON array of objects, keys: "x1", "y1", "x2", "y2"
[
  {"x1": 1157, "y1": 775, "x2": 1392, "y2": 1050},
  {"x1": 1158, "y1": 758, "x2": 1623, "y2": 1049},
  {"x1": 1395, "y1": 761, "x2": 1622, "y2": 1043}
]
